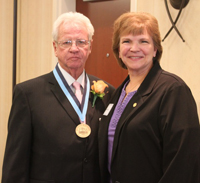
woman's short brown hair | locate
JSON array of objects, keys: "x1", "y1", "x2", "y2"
[{"x1": 112, "y1": 12, "x2": 163, "y2": 69}]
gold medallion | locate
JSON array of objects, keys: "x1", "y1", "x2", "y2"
[{"x1": 75, "y1": 123, "x2": 91, "y2": 138}]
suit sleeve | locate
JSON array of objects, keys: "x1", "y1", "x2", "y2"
[
  {"x1": 158, "y1": 82, "x2": 200, "y2": 183},
  {"x1": 2, "y1": 84, "x2": 32, "y2": 183}
]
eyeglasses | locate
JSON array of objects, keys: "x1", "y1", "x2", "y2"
[{"x1": 56, "y1": 39, "x2": 90, "y2": 49}]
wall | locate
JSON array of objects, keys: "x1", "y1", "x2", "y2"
[
  {"x1": 0, "y1": 0, "x2": 13, "y2": 179},
  {"x1": 131, "y1": 0, "x2": 200, "y2": 117},
  {"x1": 16, "y1": 0, "x2": 75, "y2": 83},
  {"x1": 16, "y1": 0, "x2": 54, "y2": 82}
]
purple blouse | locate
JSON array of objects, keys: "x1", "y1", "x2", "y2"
[{"x1": 108, "y1": 81, "x2": 137, "y2": 174}]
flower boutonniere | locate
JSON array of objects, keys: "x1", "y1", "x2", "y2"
[{"x1": 91, "y1": 80, "x2": 108, "y2": 107}]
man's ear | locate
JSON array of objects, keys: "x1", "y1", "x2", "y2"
[
  {"x1": 53, "y1": 41, "x2": 58, "y2": 57},
  {"x1": 89, "y1": 39, "x2": 93, "y2": 53}
]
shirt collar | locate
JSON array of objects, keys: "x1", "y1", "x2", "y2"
[{"x1": 58, "y1": 63, "x2": 85, "y2": 88}]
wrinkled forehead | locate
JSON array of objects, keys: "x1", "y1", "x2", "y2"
[
  {"x1": 57, "y1": 21, "x2": 89, "y2": 38},
  {"x1": 60, "y1": 20, "x2": 87, "y2": 31}
]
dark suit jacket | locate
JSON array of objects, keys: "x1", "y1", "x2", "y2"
[
  {"x1": 2, "y1": 72, "x2": 115, "y2": 183},
  {"x1": 99, "y1": 62, "x2": 200, "y2": 183}
]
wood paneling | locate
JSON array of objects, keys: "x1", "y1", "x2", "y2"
[{"x1": 76, "y1": 0, "x2": 130, "y2": 88}]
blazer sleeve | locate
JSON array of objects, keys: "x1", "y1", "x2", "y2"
[
  {"x1": 158, "y1": 81, "x2": 200, "y2": 183},
  {"x1": 2, "y1": 84, "x2": 32, "y2": 183}
]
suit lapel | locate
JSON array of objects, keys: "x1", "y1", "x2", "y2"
[
  {"x1": 86, "y1": 77, "x2": 96, "y2": 126},
  {"x1": 48, "y1": 72, "x2": 80, "y2": 126},
  {"x1": 98, "y1": 83, "x2": 122, "y2": 173},
  {"x1": 48, "y1": 72, "x2": 97, "y2": 127},
  {"x1": 111, "y1": 91, "x2": 143, "y2": 163},
  {"x1": 111, "y1": 62, "x2": 163, "y2": 164}
]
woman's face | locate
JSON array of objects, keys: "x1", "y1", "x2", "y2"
[{"x1": 119, "y1": 30, "x2": 157, "y2": 76}]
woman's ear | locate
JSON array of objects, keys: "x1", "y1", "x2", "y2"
[
  {"x1": 153, "y1": 48, "x2": 157, "y2": 57},
  {"x1": 118, "y1": 48, "x2": 121, "y2": 58}
]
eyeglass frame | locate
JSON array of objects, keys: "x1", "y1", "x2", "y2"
[{"x1": 55, "y1": 39, "x2": 91, "y2": 49}]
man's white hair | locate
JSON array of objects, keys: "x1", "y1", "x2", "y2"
[{"x1": 52, "y1": 12, "x2": 94, "y2": 41}]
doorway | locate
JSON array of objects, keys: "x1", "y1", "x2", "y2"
[{"x1": 76, "y1": 0, "x2": 130, "y2": 88}]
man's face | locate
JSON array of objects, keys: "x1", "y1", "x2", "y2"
[{"x1": 53, "y1": 22, "x2": 92, "y2": 76}]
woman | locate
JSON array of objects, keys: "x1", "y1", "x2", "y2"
[{"x1": 98, "y1": 12, "x2": 200, "y2": 183}]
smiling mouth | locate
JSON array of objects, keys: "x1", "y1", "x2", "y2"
[{"x1": 129, "y1": 56, "x2": 142, "y2": 59}]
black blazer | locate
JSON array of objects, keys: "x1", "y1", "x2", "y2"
[
  {"x1": 2, "y1": 72, "x2": 115, "y2": 183},
  {"x1": 99, "y1": 62, "x2": 200, "y2": 183}
]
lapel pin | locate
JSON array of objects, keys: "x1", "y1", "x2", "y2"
[{"x1": 133, "y1": 103, "x2": 137, "y2": 108}]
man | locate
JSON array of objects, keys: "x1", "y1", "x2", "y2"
[{"x1": 2, "y1": 12, "x2": 115, "y2": 183}]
